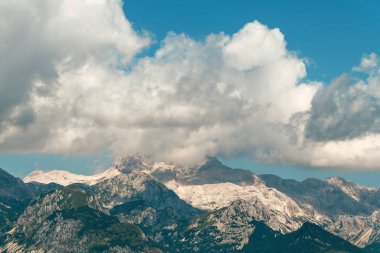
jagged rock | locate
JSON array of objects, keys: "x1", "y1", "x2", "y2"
[{"x1": 90, "y1": 172, "x2": 201, "y2": 242}]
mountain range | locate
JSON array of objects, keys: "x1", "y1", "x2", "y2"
[{"x1": 1, "y1": 154, "x2": 380, "y2": 252}]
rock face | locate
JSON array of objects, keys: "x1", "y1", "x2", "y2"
[
  {"x1": 90, "y1": 172, "x2": 201, "y2": 242},
  {"x1": 172, "y1": 199, "x2": 276, "y2": 252},
  {"x1": 166, "y1": 178, "x2": 325, "y2": 233},
  {"x1": 90, "y1": 172, "x2": 197, "y2": 216},
  {"x1": 260, "y1": 174, "x2": 374, "y2": 216},
  {"x1": 326, "y1": 176, "x2": 380, "y2": 209},
  {"x1": 259, "y1": 174, "x2": 380, "y2": 246},
  {"x1": 16, "y1": 154, "x2": 380, "y2": 250},
  {"x1": 165, "y1": 200, "x2": 363, "y2": 253},
  {"x1": 324, "y1": 211, "x2": 380, "y2": 248}
]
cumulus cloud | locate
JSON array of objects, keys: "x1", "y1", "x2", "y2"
[
  {"x1": 223, "y1": 21, "x2": 286, "y2": 71},
  {"x1": 0, "y1": 0, "x2": 149, "y2": 129},
  {"x1": 293, "y1": 53, "x2": 380, "y2": 169},
  {"x1": 1, "y1": 0, "x2": 380, "y2": 170}
]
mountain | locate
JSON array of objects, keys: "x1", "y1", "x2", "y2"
[
  {"x1": 89, "y1": 172, "x2": 201, "y2": 242},
  {"x1": 323, "y1": 210, "x2": 380, "y2": 248},
  {"x1": 2, "y1": 171, "x2": 363, "y2": 253},
  {"x1": 1, "y1": 186, "x2": 163, "y2": 252},
  {"x1": 0, "y1": 197, "x2": 28, "y2": 244},
  {"x1": 260, "y1": 174, "x2": 375, "y2": 216},
  {"x1": 0, "y1": 168, "x2": 34, "y2": 201},
  {"x1": 0, "y1": 168, "x2": 35, "y2": 236},
  {"x1": 326, "y1": 176, "x2": 380, "y2": 209},
  {"x1": 169, "y1": 199, "x2": 280, "y2": 252},
  {"x1": 24, "y1": 167, "x2": 121, "y2": 186},
  {"x1": 166, "y1": 173, "x2": 324, "y2": 233},
  {"x1": 259, "y1": 174, "x2": 380, "y2": 247},
  {"x1": 172, "y1": 157, "x2": 257, "y2": 185},
  {"x1": 166, "y1": 200, "x2": 363, "y2": 253},
  {"x1": 3, "y1": 167, "x2": 200, "y2": 251},
  {"x1": 20, "y1": 154, "x2": 380, "y2": 249},
  {"x1": 246, "y1": 222, "x2": 363, "y2": 253}
]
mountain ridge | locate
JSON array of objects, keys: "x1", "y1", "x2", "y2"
[
  {"x1": 20, "y1": 155, "x2": 380, "y2": 247},
  {"x1": 2, "y1": 155, "x2": 380, "y2": 250}
]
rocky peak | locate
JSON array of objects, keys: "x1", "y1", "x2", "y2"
[
  {"x1": 326, "y1": 176, "x2": 377, "y2": 203},
  {"x1": 111, "y1": 153, "x2": 150, "y2": 173},
  {"x1": 198, "y1": 156, "x2": 223, "y2": 169},
  {"x1": 91, "y1": 172, "x2": 199, "y2": 218},
  {"x1": 174, "y1": 199, "x2": 270, "y2": 252},
  {"x1": 175, "y1": 156, "x2": 256, "y2": 185},
  {"x1": 326, "y1": 176, "x2": 349, "y2": 187}
]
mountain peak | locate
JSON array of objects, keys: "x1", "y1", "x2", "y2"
[
  {"x1": 326, "y1": 176, "x2": 348, "y2": 186},
  {"x1": 325, "y1": 176, "x2": 377, "y2": 203},
  {"x1": 325, "y1": 176, "x2": 375, "y2": 191},
  {"x1": 200, "y1": 156, "x2": 223, "y2": 167},
  {"x1": 112, "y1": 153, "x2": 151, "y2": 173},
  {"x1": 25, "y1": 170, "x2": 45, "y2": 176}
]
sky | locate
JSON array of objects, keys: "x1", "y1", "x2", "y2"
[{"x1": 1, "y1": 0, "x2": 380, "y2": 186}]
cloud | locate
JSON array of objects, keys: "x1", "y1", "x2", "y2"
[
  {"x1": 1, "y1": 0, "x2": 380, "y2": 170},
  {"x1": 291, "y1": 53, "x2": 380, "y2": 169},
  {"x1": 353, "y1": 53, "x2": 379, "y2": 73},
  {"x1": 223, "y1": 21, "x2": 286, "y2": 71},
  {"x1": 305, "y1": 74, "x2": 380, "y2": 141},
  {"x1": 0, "y1": 0, "x2": 149, "y2": 130}
]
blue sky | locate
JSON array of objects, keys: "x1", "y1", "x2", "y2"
[{"x1": 1, "y1": 0, "x2": 380, "y2": 186}]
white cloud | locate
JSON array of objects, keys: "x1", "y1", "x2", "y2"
[
  {"x1": 0, "y1": 0, "x2": 149, "y2": 129},
  {"x1": 353, "y1": 53, "x2": 379, "y2": 73},
  {"x1": 223, "y1": 21, "x2": 286, "y2": 71},
  {"x1": 1, "y1": 0, "x2": 380, "y2": 170}
]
